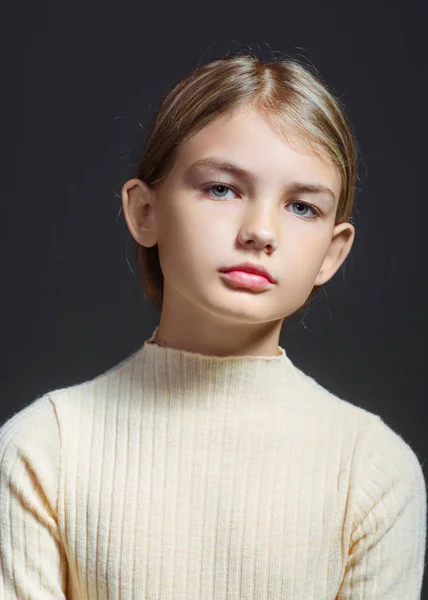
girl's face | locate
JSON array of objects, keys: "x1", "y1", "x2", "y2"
[{"x1": 122, "y1": 108, "x2": 354, "y2": 356}]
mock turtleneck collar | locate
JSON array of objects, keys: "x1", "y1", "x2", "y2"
[{"x1": 133, "y1": 325, "x2": 299, "y2": 411}]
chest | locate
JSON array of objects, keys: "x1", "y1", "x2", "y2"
[{"x1": 61, "y1": 414, "x2": 349, "y2": 599}]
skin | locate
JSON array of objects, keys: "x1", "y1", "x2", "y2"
[{"x1": 121, "y1": 108, "x2": 355, "y2": 357}]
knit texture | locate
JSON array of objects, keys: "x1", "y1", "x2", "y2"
[{"x1": 0, "y1": 326, "x2": 426, "y2": 599}]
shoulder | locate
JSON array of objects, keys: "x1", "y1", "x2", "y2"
[
  {"x1": 287, "y1": 365, "x2": 378, "y2": 440},
  {"x1": 355, "y1": 412, "x2": 426, "y2": 497},
  {"x1": 1, "y1": 344, "x2": 142, "y2": 464},
  {"x1": 0, "y1": 392, "x2": 60, "y2": 458},
  {"x1": 290, "y1": 366, "x2": 425, "y2": 480},
  {"x1": 0, "y1": 393, "x2": 61, "y2": 513}
]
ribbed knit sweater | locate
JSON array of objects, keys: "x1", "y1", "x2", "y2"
[{"x1": 0, "y1": 326, "x2": 426, "y2": 599}]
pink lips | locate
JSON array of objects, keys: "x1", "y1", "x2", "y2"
[
  {"x1": 219, "y1": 261, "x2": 276, "y2": 284},
  {"x1": 219, "y1": 270, "x2": 274, "y2": 291}
]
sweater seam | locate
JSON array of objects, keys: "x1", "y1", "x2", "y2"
[
  {"x1": 349, "y1": 413, "x2": 381, "y2": 539},
  {"x1": 47, "y1": 393, "x2": 62, "y2": 518}
]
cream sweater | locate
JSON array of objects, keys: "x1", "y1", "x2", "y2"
[{"x1": 0, "y1": 326, "x2": 426, "y2": 599}]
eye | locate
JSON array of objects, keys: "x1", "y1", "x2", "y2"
[
  {"x1": 201, "y1": 183, "x2": 236, "y2": 200},
  {"x1": 201, "y1": 183, "x2": 320, "y2": 219},
  {"x1": 289, "y1": 201, "x2": 320, "y2": 219}
]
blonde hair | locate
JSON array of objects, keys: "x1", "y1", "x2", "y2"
[{"x1": 134, "y1": 51, "x2": 358, "y2": 313}]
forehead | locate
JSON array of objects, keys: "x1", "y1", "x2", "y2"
[{"x1": 171, "y1": 109, "x2": 341, "y2": 195}]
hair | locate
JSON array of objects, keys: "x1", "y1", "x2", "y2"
[{"x1": 133, "y1": 50, "x2": 359, "y2": 314}]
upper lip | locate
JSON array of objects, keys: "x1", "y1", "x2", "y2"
[{"x1": 219, "y1": 261, "x2": 277, "y2": 284}]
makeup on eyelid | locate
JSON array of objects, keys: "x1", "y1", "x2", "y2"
[
  {"x1": 184, "y1": 156, "x2": 337, "y2": 207},
  {"x1": 200, "y1": 182, "x2": 321, "y2": 219}
]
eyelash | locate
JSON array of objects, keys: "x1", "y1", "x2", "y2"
[{"x1": 200, "y1": 183, "x2": 321, "y2": 219}]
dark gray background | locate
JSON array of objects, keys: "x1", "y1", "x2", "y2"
[{"x1": 1, "y1": 1, "x2": 427, "y2": 593}]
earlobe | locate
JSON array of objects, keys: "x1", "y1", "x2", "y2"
[
  {"x1": 315, "y1": 222, "x2": 355, "y2": 286},
  {"x1": 121, "y1": 178, "x2": 158, "y2": 248}
]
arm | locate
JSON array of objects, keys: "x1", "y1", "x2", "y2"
[
  {"x1": 337, "y1": 415, "x2": 427, "y2": 599},
  {"x1": 0, "y1": 395, "x2": 68, "y2": 598}
]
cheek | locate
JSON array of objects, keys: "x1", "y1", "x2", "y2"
[
  {"x1": 159, "y1": 200, "x2": 223, "y2": 261},
  {"x1": 278, "y1": 235, "x2": 329, "y2": 286},
  {"x1": 156, "y1": 214, "x2": 207, "y2": 281}
]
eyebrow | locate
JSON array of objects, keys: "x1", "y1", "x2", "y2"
[{"x1": 186, "y1": 156, "x2": 337, "y2": 204}]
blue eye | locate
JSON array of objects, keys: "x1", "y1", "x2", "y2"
[
  {"x1": 290, "y1": 202, "x2": 318, "y2": 219},
  {"x1": 201, "y1": 183, "x2": 320, "y2": 219},
  {"x1": 202, "y1": 183, "x2": 235, "y2": 199}
]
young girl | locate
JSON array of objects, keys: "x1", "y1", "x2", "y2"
[{"x1": 1, "y1": 51, "x2": 426, "y2": 599}]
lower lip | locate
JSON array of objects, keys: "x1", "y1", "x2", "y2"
[{"x1": 219, "y1": 270, "x2": 274, "y2": 291}]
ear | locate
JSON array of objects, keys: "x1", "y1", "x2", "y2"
[
  {"x1": 121, "y1": 178, "x2": 158, "y2": 248},
  {"x1": 313, "y1": 221, "x2": 355, "y2": 286}
]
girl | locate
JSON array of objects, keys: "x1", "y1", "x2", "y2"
[{"x1": 0, "y1": 51, "x2": 426, "y2": 599}]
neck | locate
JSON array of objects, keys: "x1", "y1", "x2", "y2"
[{"x1": 130, "y1": 326, "x2": 299, "y2": 413}]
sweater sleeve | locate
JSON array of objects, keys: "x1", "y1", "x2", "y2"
[
  {"x1": 337, "y1": 414, "x2": 427, "y2": 599},
  {"x1": 0, "y1": 394, "x2": 68, "y2": 598}
]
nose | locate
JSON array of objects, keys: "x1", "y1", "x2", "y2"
[{"x1": 238, "y1": 206, "x2": 279, "y2": 252}]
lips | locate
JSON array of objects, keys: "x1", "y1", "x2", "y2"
[
  {"x1": 219, "y1": 270, "x2": 274, "y2": 291},
  {"x1": 219, "y1": 262, "x2": 276, "y2": 284}
]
